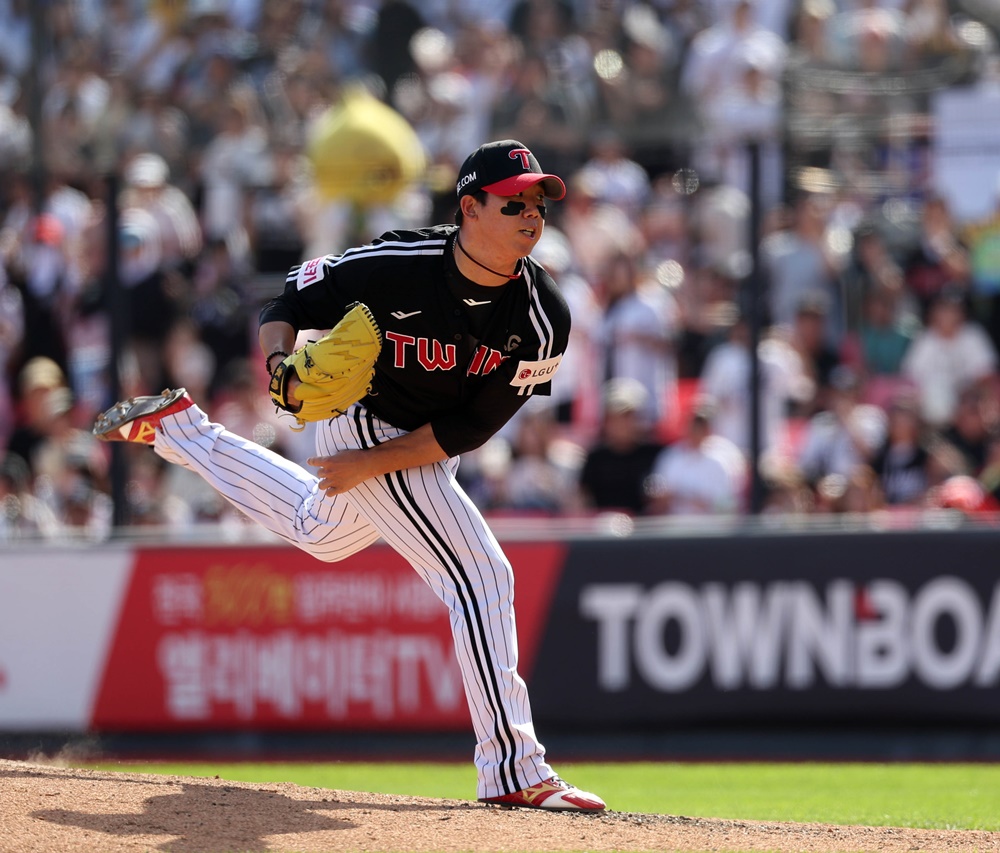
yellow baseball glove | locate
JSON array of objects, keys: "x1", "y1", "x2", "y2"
[{"x1": 269, "y1": 302, "x2": 382, "y2": 427}]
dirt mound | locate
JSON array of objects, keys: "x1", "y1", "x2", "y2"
[{"x1": 1, "y1": 758, "x2": 997, "y2": 853}]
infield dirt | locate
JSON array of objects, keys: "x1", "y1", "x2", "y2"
[{"x1": 1, "y1": 758, "x2": 998, "y2": 853}]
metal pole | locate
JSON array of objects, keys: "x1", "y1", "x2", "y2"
[
  {"x1": 105, "y1": 173, "x2": 129, "y2": 529},
  {"x1": 26, "y1": 0, "x2": 47, "y2": 212},
  {"x1": 747, "y1": 142, "x2": 766, "y2": 515}
]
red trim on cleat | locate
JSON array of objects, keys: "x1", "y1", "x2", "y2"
[
  {"x1": 93, "y1": 388, "x2": 194, "y2": 445},
  {"x1": 479, "y1": 776, "x2": 606, "y2": 812}
]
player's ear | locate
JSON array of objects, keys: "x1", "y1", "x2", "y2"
[{"x1": 459, "y1": 195, "x2": 479, "y2": 220}]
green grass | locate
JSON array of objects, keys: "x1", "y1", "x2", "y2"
[{"x1": 87, "y1": 761, "x2": 1000, "y2": 831}]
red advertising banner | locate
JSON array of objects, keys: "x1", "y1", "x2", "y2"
[{"x1": 90, "y1": 542, "x2": 565, "y2": 731}]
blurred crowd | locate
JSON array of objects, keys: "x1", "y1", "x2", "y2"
[{"x1": 4, "y1": 0, "x2": 1000, "y2": 539}]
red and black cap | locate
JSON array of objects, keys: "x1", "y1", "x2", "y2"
[{"x1": 456, "y1": 139, "x2": 566, "y2": 201}]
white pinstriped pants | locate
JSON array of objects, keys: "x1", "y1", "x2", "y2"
[{"x1": 153, "y1": 400, "x2": 553, "y2": 799}]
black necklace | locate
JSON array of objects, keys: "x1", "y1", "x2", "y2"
[{"x1": 455, "y1": 235, "x2": 522, "y2": 281}]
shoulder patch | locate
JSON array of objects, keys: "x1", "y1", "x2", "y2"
[
  {"x1": 295, "y1": 256, "x2": 328, "y2": 290},
  {"x1": 510, "y1": 355, "x2": 562, "y2": 387}
]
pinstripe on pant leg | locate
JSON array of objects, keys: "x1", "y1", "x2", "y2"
[
  {"x1": 152, "y1": 402, "x2": 380, "y2": 561},
  {"x1": 322, "y1": 407, "x2": 554, "y2": 800}
]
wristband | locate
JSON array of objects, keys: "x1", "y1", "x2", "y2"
[{"x1": 265, "y1": 350, "x2": 289, "y2": 375}]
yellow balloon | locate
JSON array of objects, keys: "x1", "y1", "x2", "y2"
[{"x1": 308, "y1": 87, "x2": 426, "y2": 206}]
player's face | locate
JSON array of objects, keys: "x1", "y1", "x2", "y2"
[{"x1": 483, "y1": 187, "x2": 547, "y2": 257}]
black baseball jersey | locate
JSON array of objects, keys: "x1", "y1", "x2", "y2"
[{"x1": 259, "y1": 225, "x2": 571, "y2": 457}]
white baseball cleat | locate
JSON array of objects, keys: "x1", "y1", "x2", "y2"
[
  {"x1": 93, "y1": 388, "x2": 194, "y2": 445},
  {"x1": 479, "y1": 775, "x2": 606, "y2": 811}
]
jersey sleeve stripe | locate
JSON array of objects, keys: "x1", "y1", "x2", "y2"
[
  {"x1": 289, "y1": 238, "x2": 450, "y2": 291},
  {"x1": 329, "y1": 238, "x2": 449, "y2": 268},
  {"x1": 519, "y1": 269, "x2": 557, "y2": 396}
]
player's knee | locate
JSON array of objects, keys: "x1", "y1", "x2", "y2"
[
  {"x1": 311, "y1": 549, "x2": 352, "y2": 563},
  {"x1": 295, "y1": 540, "x2": 353, "y2": 563},
  {"x1": 294, "y1": 527, "x2": 378, "y2": 563}
]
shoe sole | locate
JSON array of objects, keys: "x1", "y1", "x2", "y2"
[
  {"x1": 479, "y1": 801, "x2": 605, "y2": 812},
  {"x1": 93, "y1": 388, "x2": 190, "y2": 443}
]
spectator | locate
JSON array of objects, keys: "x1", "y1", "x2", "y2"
[
  {"x1": 163, "y1": 319, "x2": 217, "y2": 407},
  {"x1": 257, "y1": 54, "x2": 333, "y2": 153},
  {"x1": 813, "y1": 465, "x2": 884, "y2": 514},
  {"x1": 682, "y1": 0, "x2": 787, "y2": 183},
  {"x1": 760, "y1": 455, "x2": 815, "y2": 515},
  {"x1": 114, "y1": 87, "x2": 191, "y2": 173},
  {"x1": 121, "y1": 151, "x2": 202, "y2": 274},
  {"x1": 839, "y1": 219, "x2": 909, "y2": 335},
  {"x1": 842, "y1": 285, "x2": 919, "y2": 380},
  {"x1": 578, "y1": 378, "x2": 663, "y2": 515},
  {"x1": 407, "y1": 28, "x2": 482, "y2": 171},
  {"x1": 530, "y1": 225, "x2": 602, "y2": 436},
  {"x1": 104, "y1": 0, "x2": 184, "y2": 92},
  {"x1": 175, "y1": 20, "x2": 242, "y2": 144},
  {"x1": 0, "y1": 262, "x2": 24, "y2": 448},
  {"x1": 699, "y1": 311, "x2": 811, "y2": 457},
  {"x1": 0, "y1": 90, "x2": 31, "y2": 171},
  {"x1": 704, "y1": 0, "x2": 794, "y2": 38},
  {"x1": 117, "y1": 209, "x2": 184, "y2": 395},
  {"x1": 699, "y1": 48, "x2": 783, "y2": 210},
  {"x1": 101, "y1": 0, "x2": 176, "y2": 80},
  {"x1": 573, "y1": 131, "x2": 651, "y2": 219},
  {"x1": 870, "y1": 391, "x2": 933, "y2": 507},
  {"x1": 187, "y1": 239, "x2": 253, "y2": 395},
  {"x1": 672, "y1": 262, "x2": 738, "y2": 381},
  {"x1": 647, "y1": 401, "x2": 746, "y2": 516},
  {"x1": 489, "y1": 51, "x2": 580, "y2": 179},
  {"x1": 639, "y1": 175, "x2": 693, "y2": 271},
  {"x1": 8, "y1": 213, "x2": 72, "y2": 370},
  {"x1": 509, "y1": 0, "x2": 593, "y2": 135},
  {"x1": 682, "y1": 0, "x2": 787, "y2": 97},
  {"x1": 61, "y1": 202, "x2": 114, "y2": 426},
  {"x1": 597, "y1": 251, "x2": 679, "y2": 429},
  {"x1": 902, "y1": 194, "x2": 971, "y2": 321},
  {"x1": 1, "y1": 175, "x2": 31, "y2": 248},
  {"x1": 301, "y1": 0, "x2": 372, "y2": 82},
  {"x1": 787, "y1": 293, "x2": 841, "y2": 413},
  {"x1": 41, "y1": 48, "x2": 111, "y2": 171},
  {"x1": 7, "y1": 357, "x2": 69, "y2": 477},
  {"x1": 0, "y1": 0, "x2": 30, "y2": 82},
  {"x1": 0, "y1": 452, "x2": 57, "y2": 540},
  {"x1": 825, "y1": 3, "x2": 907, "y2": 76},
  {"x1": 449, "y1": 22, "x2": 523, "y2": 157},
  {"x1": 761, "y1": 191, "x2": 848, "y2": 347},
  {"x1": 122, "y1": 447, "x2": 216, "y2": 529},
  {"x1": 689, "y1": 179, "x2": 751, "y2": 282},
  {"x1": 558, "y1": 174, "x2": 638, "y2": 284},
  {"x1": 901, "y1": 287, "x2": 998, "y2": 429},
  {"x1": 494, "y1": 407, "x2": 584, "y2": 514},
  {"x1": 44, "y1": 174, "x2": 93, "y2": 252},
  {"x1": 245, "y1": 144, "x2": 310, "y2": 274},
  {"x1": 787, "y1": 0, "x2": 834, "y2": 68},
  {"x1": 933, "y1": 384, "x2": 999, "y2": 479},
  {"x1": 198, "y1": 94, "x2": 271, "y2": 252},
  {"x1": 797, "y1": 365, "x2": 888, "y2": 486},
  {"x1": 368, "y1": 0, "x2": 426, "y2": 98},
  {"x1": 31, "y1": 386, "x2": 110, "y2": 539}
]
